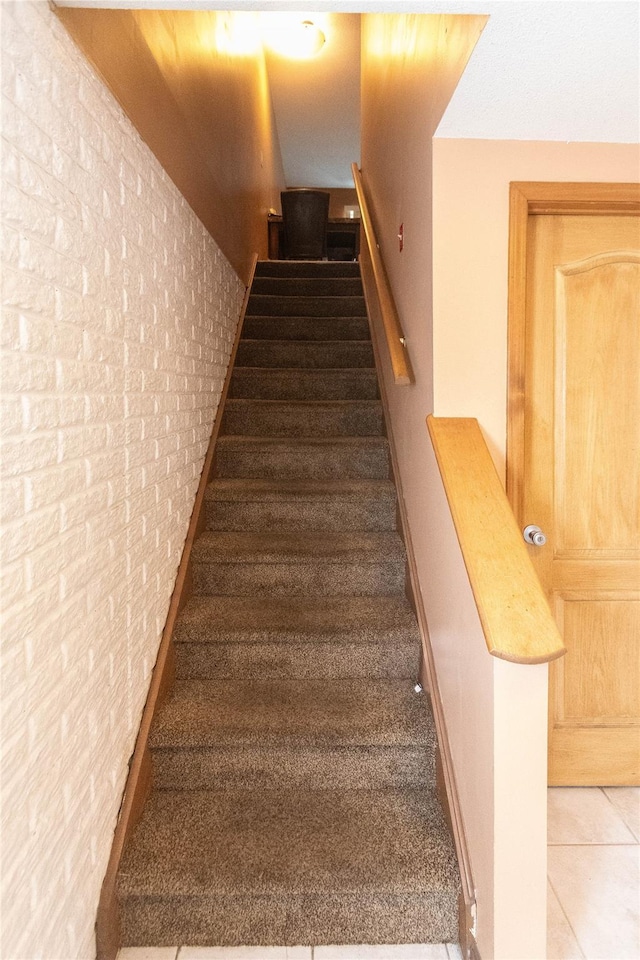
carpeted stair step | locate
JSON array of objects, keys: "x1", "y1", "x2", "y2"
[
  {"x1": 255, "y1": 260, "x2": 361, "y2": 278},
  {"x1": 251, "y1": 277, "x2": 363, "y2": 297},
  {"x1": 221, "y1": 399, "x2": 383, "y2": 438},
  {"x1": 150, "y1": 678, "x2": 430, "y2": 749},
  {"x1": 247, "y1": 295, "x2": 366, "y2": 318},
  {"x1": 117, "y1": 258, "x2": 460, "y2": 949},
  {"x1": 229, "y1": 367, "x2": 379, "y2": 401},
  {"x1": 191, "y1": 531, "x2": 406, "y2": 597},
  {"x1": 118, "y1": 788, "x2": 459, "y2": 946},
  {"x1": 204, "y1": 479, "x2": 396, "y2": 532},
  {"x1": 149, "y1": 678, "x2": 432, "y2": 789},
  {"x1": 153, "y1": 744, "x2": 430, "y2": 791},
  {"x1": 175, "y1": 638, "x2": 417, "y2": 682},
  {"x1": 236, "y1": 339, "x2": 374, "y2": 369},
  {"x1": 174, "y1": 595, "x2": 421, "y2": 646},
  {"x1": 214, "y1": 436, "x2": 390, "y2": 481},
  {"x1": 173, "y1": 594, "x2": 418, "y2": 680},
  {"x1": 242, "y1": 315, "x2": 370, "y2": 341}
]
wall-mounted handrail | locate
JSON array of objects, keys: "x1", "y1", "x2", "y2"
[
  {"x1": 352, "y1": 163, "x2": 414, "y2": 386},
  {"x1": 427, "y1": 415, "x2": 566, "y2": 665}
]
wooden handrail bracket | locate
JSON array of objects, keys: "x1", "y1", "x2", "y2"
[
  {"x1": 352, "y1": 163, "x2": 414, "y2": 386},
  {"x1": 427, "y1": 416, "x2": 566, "y2": 665}
]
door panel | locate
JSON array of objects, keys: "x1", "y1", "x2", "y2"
[
  {"x1": 524, "y1": 212, "x2": 640, "y2": 785},
  {"x1": 560, "y1": 599, "x2": 640, "y2": 720},
  {"x1": 559, "y1": 256, "x2": 640, "y2": 552}
]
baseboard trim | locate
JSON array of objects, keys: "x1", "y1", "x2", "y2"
[
  {"x1": 359, "y1": 247, "x2": 478, "y2": 960},
  {"x1": 95, "y1": 254, "x2": 257, "y2": 960}
]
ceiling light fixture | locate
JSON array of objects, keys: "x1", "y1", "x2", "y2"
[
  {"x1": 299, "y1": 20, "x2": 326, "y2": 57},
  {"x1": 261, "y1": 14, "x2": 327, "y2": 60}
]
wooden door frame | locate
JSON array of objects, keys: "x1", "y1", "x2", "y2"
[{"x1": 506, "y1": 181, "x2": 640, "y2": 517}]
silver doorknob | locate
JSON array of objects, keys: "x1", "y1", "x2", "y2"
[{"x1": 523, "y1": 524, "x2": 547, "y2": 547}]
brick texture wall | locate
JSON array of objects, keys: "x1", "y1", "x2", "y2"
[{"x1": 0, "y1": 4, "x2": 245, "y2": 957}]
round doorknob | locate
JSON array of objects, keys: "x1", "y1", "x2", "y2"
[{"x1": 523, "y1": 524, "x2": 547, "y2": 547}]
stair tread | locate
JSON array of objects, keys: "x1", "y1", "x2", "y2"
[
  {"x1": 118, "y1": 787, "x2": 458, "y2": 898},
  {"x1": 244, "y1": 318, "x2": 368, "y2": 328},
  {"x1": 191, "y1": 530, "x2": 405, "y2": 563},
  {"x1": 255, "y1": 260, "x2": 361, "y2": 277},
  {"x1": 247, "y1": 295, "x2": 367, "y2": 317},
  {"x1": 205, "y1": 478, "x2": 395, "y2": 502},
  {"x1": 232, "y1": 366, "x2": 376, "y2": 373},
  {"x1": 236, "y1": 339, "x2": 374, "y2": 369},
  {"x1": 150, "y1": 678, "x2": 430, "y2": 749},
  {"x1": 240, "y1": 338, "x2": 372, "y2": 345},
  {"x1": 118, "y1": 260, "x2": 459, "y2": 947},
  {"x1": 224, "y1": 398, "x2": 380, "y2": 407},
  {"x1": 241, "y1": 316, "x2": 370, "y2": 342},
  {"x1": 216, "y1": 435, "x2": 387, "y2": 448},
  {"x1": 174, "y1": 595, "x2": 420, "y2": 644},
  {"x1": 251, "y1": 279, "x2": 363, "y2": 296}
]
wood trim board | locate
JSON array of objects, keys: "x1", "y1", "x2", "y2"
[{"x1": 427, "y1": 415, "x2": 565, "y2": 665}]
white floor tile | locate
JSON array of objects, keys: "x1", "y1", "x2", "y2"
[
  {"x1": 445, "y1": 945, "x2": 463, "y2": 960},
  {"x1": 548, "y1": 845, "x2": 640, "y2": 959},
  {"x1": 314, "y1": 947, "x2": 449, "y2": 960},
  {"x1": 548, "y1": 788, "x2": 636, "y2": 845},
  {"x1": 178, "y1": 949, "x2": 310, "y2": 960},
  {"x1": 118, "y1": 950, "x2": 178, "y2": 960},
  {"x1": 547, "y1": 881, "x2": 584, "y2": 959},
  {"x1": 602, "y1": 787, "x2": 640, "y2": 842}
]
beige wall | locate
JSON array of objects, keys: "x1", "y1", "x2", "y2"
[
  {"x1": 56, "y1": 7, "x2": 286, "y2": 283},
  {"x1": 432, "y1": 138, "x2": 640, "y2": 476},
  {"x1": 359, "y1": 12, "x2": 503, "y2": 955},
  {"x1": 429, "y1": 139, "x2": 639, "y2": 957},
  {"x1": 361, "y1": 16, "x2": 640, "y2": 958}
]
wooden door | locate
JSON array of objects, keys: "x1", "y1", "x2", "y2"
[{"x1": 509, "y1": 187, "x2": 640, "y2": 786}]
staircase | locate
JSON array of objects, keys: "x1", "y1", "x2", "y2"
[{"x1": 117, "y1": 260, "x2": 459, "y2": 947}]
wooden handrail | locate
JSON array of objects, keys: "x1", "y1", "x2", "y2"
[
  {"x1": 352, "y1": 163, "x2": 414, "y2": 386},
  {"x1": 427, "y1": 416, "x2": 566, "y2": 665}
]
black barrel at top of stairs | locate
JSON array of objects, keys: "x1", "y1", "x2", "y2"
[{"x1": 117, "y1": 258, "x2": 460, "y2": 948}]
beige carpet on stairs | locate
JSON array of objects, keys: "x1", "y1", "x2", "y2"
[{"x1": 117, "y1": 259, "x2": 460, "y2": 947}]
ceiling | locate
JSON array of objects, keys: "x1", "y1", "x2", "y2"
[
  {"x1": 55, "y1": 1, "x2": 640, "y2": 185},
  {"x1": 435, "y1": 1, "x2": 640, "y2": 142},
  {"x1": 262, "y1": 12, "x2": 361, "y2": 187}
]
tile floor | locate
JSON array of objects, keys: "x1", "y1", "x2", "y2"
[
  {"x1": 547, "y1": 786, "x2": 640, "y2": 960},
  {"x1": 116, "y1": 787, "x2": 640, "y2": 960},
  {"x1": 117, "y1": 947, "x2": 463, "y2": 960}
]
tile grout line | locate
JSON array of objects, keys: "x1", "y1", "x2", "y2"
[
  {"x1": 548, "y1": 840, "x2": 639, "y2": 846},
  {"x1": 600, "y1": 786, "x2": 640, "y2": 843},
  {"x1": 548, "y1": 840, "x2": 639, "y2": 847},
  {"x1": 547, "y1": 874, "x2": 586, "y2": 960},
  {"x1": 548, "y1": 785, "x2": 639, "y2": 845}
]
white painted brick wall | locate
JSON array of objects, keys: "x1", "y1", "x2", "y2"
[{"x1": 0, "y1": 4, "x2": 245, "y2": 957}]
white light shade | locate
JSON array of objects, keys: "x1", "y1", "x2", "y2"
[{"x1": 262, "y1": 14, "x2": 327, "y2": 60}]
